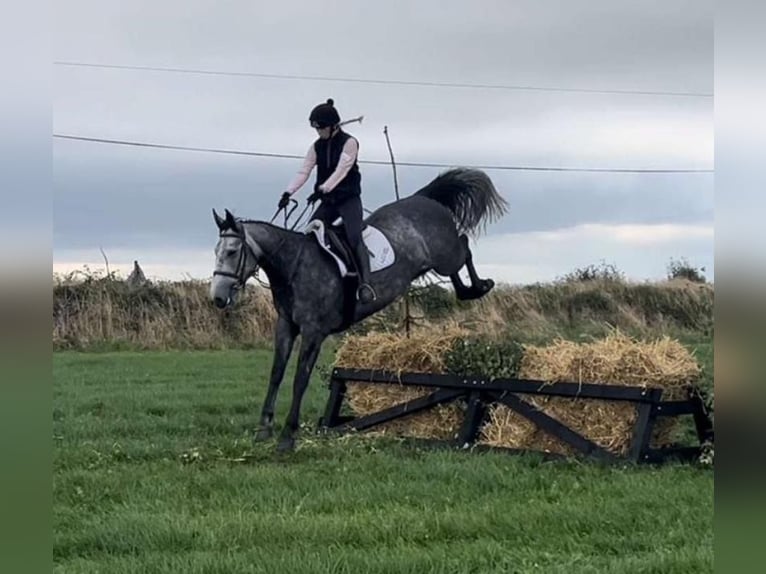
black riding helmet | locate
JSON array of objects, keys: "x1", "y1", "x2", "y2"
[{"x1": 309, "y1": 98, "x2": 341, "y2": 129}]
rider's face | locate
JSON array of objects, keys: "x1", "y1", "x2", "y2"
[{"x1": 311, "y1": 122, "x2": 332, "y2": 139}]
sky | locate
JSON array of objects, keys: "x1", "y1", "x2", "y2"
[{"x1": 53, "y1": 0, "x2": 714, "y2": 285}]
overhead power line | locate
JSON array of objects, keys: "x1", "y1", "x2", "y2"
[
  {"x1": 53, "y1": 134, "x2": 714, "y2": 174},
  {"x1": 54, "y1": 61, "x2": 713, "y2": 99}
]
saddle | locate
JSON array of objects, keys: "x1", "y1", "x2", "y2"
[
  {"x1": 323, "y1": 220, "x2": 360, "y2": 277},
  {"x1": 302, "y1": 218, "x2": 395, "y2": 329},
  {"x1": 303, "y1": 218, "x2": 395, "y2": 279}
]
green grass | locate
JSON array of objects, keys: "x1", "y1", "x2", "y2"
[{"x1": 54, "y1": 346, "x2": 713, "y2": 573}]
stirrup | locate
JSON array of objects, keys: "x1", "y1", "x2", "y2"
[{"x1": 356, "y1": 283, "x2": 377, "y2": 302}]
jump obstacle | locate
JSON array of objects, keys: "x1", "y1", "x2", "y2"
[{"x1": 318, "y1": 367, "x2": 714, "y2": 464}]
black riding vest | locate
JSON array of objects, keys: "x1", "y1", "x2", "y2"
[{"x1": 314, "y1": 130, "x2": 361, "y2": 203}]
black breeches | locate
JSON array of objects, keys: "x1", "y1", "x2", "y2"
[{"x1": 310, "y1": 195, "x2": 364, "y2": 249}]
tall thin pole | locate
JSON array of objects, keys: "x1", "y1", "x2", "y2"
[
  {"x1": 383, "y1": 126, "x2": 410, "y2": 336},
  {"x1": 383, "y1": 126, "x2": 400, "y2": 201}
]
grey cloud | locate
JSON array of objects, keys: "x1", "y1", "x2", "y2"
[
  {"x1": 53, "y1": 1, "x2": 714, "y2": 279},
  {"x1": 57, "y1": 1, "x2": 712, "y2": 93},
  {"x1": 53, "y1": 141, "x2": 712, "y2": 251},
  {"x1": 54, "y1": 1, "x2": 713, "y2": 174}
]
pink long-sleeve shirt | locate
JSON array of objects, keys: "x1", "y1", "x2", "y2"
[{"x1": 285, "y1": 137, "x2": 359, "y2": 195}]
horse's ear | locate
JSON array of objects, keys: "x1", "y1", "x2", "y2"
[
  {"x1": 213, "y1": 209, "x2": 225, "y2": 230},
  {"x1": 224, "y1": 209, "x2": 237, "y2": 228}
]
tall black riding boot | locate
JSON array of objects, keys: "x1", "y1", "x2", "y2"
[{"x1": 353, "y1": 240, "x2": 377, "y2": 304}]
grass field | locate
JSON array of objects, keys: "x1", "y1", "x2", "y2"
[{"x1": 53, "y1": 342, "x2": 713, "y2": 573}]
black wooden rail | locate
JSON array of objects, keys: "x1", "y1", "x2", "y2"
[{"x1": 318, "y1": 368, "x2": 714, "y2": 464}]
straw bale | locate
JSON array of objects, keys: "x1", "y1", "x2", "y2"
[
  {"x1": 334, "y1": 325, "x2": 468, "y2": 439},
  {"x1": 478, "y1": 332, "x2": 701, "y2": 455}
]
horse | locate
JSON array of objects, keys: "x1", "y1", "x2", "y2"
[{"x1": 210, "y1": 167, "x2": 508, "y2": 451}]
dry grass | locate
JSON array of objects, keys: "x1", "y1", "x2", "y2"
[
  {"x1": 52, "y1": 272, "x2": 713, "y2": 350},
  {"x1": 447, "y1": 278, "x2": 714, "y2": 340},
  {"x1": 53, "y1": 276, "x2": 276, "y2": 350}
]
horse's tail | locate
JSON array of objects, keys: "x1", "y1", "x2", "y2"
[{"x1": 414, "y1": 168, "x2": 508, "y2": 235}]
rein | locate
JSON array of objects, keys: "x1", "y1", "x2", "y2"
[
  {"x1": 213, "y1": 199, "x2": 314, "y2": 288},
  {"x1": 270, "y1": 199, "x2": 298, "y2": 227},
  {"x1": 269, "y1": 197, "x2": 314, "y2": 231}
]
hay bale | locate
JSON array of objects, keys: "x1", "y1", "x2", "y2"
[
  {"x1": 478, "y1": 332, "x2": 702, "y2": 455},
  {"x1": 334, "y1": 325, "x2": 469, "y2": 439}
]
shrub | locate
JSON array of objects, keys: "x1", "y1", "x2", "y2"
[
  {"x1": 408, "y1": 283, "x2": 455, "y2": 319},
  {"x1": 443, "y1": 336, "x2": 524, "y2": 379},
  {"x1": 559, "y1": 260, "x2": 625, "y2": 283},
  {"x1": 667, "y1": 257, "x2": 707, "y2": 283}
]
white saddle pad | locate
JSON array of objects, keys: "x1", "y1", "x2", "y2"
[{"x1": 304, "y1": 219, "x2": 396, "y2": 277}]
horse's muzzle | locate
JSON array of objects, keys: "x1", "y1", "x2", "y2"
[{"x1": 213, "y1": 295, "x2": 230, "y2": 309}]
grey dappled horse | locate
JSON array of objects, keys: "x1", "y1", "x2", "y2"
[{"x1": 211, "y1": 168, "x2": 508, "y2": 451}]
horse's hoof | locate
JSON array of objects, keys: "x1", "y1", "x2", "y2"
[
  {"x1": 481, "y1": 278, "x2": 495, "y2": 293},
  {"x1": 276, "y1": 436, "x2": 295, "y2": 453},
  {"x1": 254, "y1": 426, "x2": 274, "y2": 442}
]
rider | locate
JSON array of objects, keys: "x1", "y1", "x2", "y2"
[{"x1": 279, "y1": 98, "x2": 377, "y2": 304}]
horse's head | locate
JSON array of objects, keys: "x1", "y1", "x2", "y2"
[{"x1": 210, "y1": 209, "x2": 260, "y2": 309}]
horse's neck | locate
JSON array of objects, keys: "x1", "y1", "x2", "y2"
[{"x1": 243, "y1": 222, "x2": 303, "y2": 281}]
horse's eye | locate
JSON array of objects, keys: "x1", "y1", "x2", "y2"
[{"x1": 225, "y1": 249, "x2": 237, "y2": 257}]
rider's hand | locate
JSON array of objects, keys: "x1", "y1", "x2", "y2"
[
  {"x1": 278, "y1": 192, "x2": 291, "y2": 210},
  {"x1": 307, "y1": 190, "x2": 322, "y2": 204}
]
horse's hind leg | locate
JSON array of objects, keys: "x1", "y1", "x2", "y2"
[
  {"x1": 449, "y1": 271, "x2": 473, "y2": 300},
  {"x1": 450, "y1": 235, "x2": 495, "y2": 301}
]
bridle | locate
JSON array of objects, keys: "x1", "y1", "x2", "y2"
[
  {"x1": 212, "y1": 227, "x2": 256, "y2": 288},
  {"x1": 213, "y1": 199, "x2": 313, "y2": 289}
]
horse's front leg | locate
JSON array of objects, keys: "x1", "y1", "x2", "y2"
[
  {"x1": 255, "y1": 315, "x2": 298, "y2": 441},
  {"x1": 277, "y1": 331, "x2": 325, "y2": 452}
]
